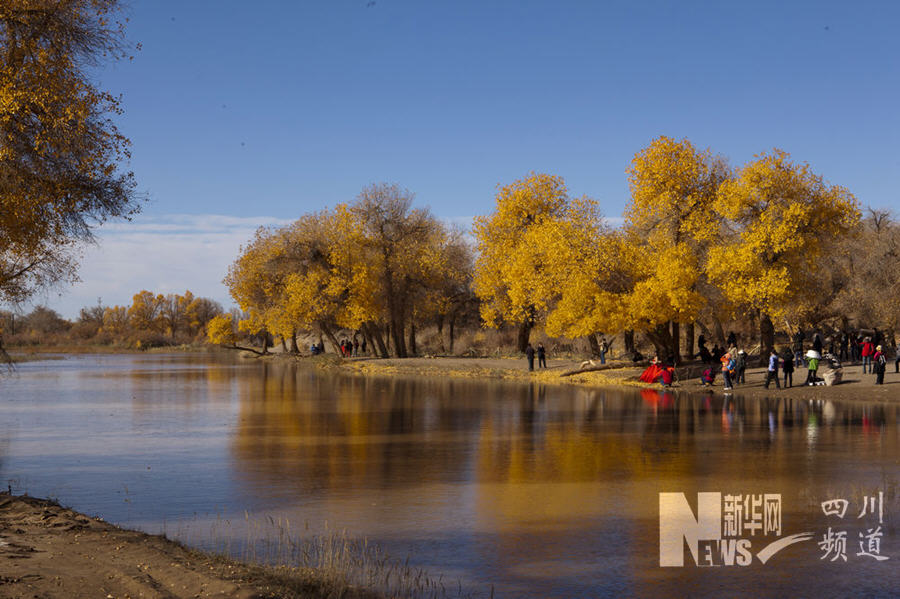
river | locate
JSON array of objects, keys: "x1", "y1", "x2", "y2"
[{"x1": 1, "y1": 353, "x2": 897, "y2": 597}]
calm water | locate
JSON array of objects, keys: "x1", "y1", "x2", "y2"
[{"x1": 1, "y1": 353, "x2": 898, "y2": 597}]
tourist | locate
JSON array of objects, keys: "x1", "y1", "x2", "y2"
[
  {"x1": 806, "y1": 350, "x2": 820, "y2": 385},
  {"x1": 873, "y1": 345, "x2": 886, "y2": 385},
  {"x1": 537, "y1": 343, "x2": 547, "y2": 368},
  {"x1": 599, "y1": 337, "x2": 609, "y2": 364},
  {"x1": 353, "y1": 338, "x2": 359, "y2": 357},
  {"x1": 861, "y1": 337, "x2": 875, "y2": 373},
  {"x1": 781, "y1": 345, "x2": 794, "y2": 388},
  {"x1": 700, "y1": 367, "x2": 716, "y2": 387},
  {"x1": 525, "y1": 343, "x2": 535, "y2": 371},
  {"x1": 813, "y1": 332, "x2": 823, "y2": 356},
  {"x1": 721, "y1": 352, "x2": 735, "y2": 391},
  {"x1": 734, "y1": 350, "x2": 747, "y2": 385},
  {"x1": 764, "y1": 348, "x2": 781, "y2": 389}
]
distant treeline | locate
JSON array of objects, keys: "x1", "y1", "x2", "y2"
[{"x1": 1, "y1": 291, "x2": 223, "y2": 349}]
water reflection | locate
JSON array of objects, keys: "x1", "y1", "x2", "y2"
[{"x1": 0, "y1": 355, "x2": 897, "y2": 597}]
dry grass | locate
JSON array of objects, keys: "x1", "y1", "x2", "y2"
[{"x1": 174, "y1": 513, "x2": 474, "y2": 599}]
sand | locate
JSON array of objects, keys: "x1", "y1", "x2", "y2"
[{"x1": 0, "y1": 493, "x2": 376, "y2": 599}]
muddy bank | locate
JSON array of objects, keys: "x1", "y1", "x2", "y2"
[
  {"x1": 330, "y1": 355, "x2": 900, "y2": 403},
  {"x1": 0, "y1": 493, "x2": 377, "y2": 599}
]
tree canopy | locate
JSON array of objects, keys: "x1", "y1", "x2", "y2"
[{"x1": 1, "y1": 0, "x2": 138, "y2": 303}]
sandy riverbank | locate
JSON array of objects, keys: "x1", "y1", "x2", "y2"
[
  {"x1": 0, "y1": 493, "x2": 378, "y2": 599},
  {"x1": 332, "y1": 355, "x2": 900, "y2": 402}
]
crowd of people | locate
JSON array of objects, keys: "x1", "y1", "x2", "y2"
[
  {"x1": 308, "y1": 337, "x2": 368, "y2": 357},
  {"x1": 512, "y1": 327, "x2": 896, "y2": 391},
  {"x1": 697, "y1": 328, "x2": 896, "y2": 391}
]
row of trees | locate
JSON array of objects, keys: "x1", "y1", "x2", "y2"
[
  {"x1": 475, "y1": 138, "x2": 861, "y2": 361},
  {"x1": 218, "y1": 137, "x2": 884, "y2": 362},
  {"x1": 1, "y1": 290, "x2": 223, "y2": 348}
]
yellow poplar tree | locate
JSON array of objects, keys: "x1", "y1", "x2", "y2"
[
  {"x1": 127, "y1": 290, "x2": 165, "y2": 334},
  {"x1": 623, "y1": 136, "x2": 729, "y2": 360},
  {"x1": 707, "y1": 149, "x2": 860, "y2": 358},
  {"x1": 536, "y1": 200, "x2": 631, "y2": 341},
  {"x1": 473, "y1": 173, "x2": 572, "y2": 352}
]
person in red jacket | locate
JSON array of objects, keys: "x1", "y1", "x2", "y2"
[{"x1": 861, "y1": 337, "x2": 875, "y2": 374}]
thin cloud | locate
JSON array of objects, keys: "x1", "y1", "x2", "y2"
[{"x1": 18, "y1": 214, "x2": 289, "y2": 318}]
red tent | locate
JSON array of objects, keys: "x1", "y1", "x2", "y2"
[{"x1": 640, "y1": 363, "x2": 665, "y2": 383}]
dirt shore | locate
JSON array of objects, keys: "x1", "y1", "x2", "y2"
[
  {"x1": 0, "y1": 493, "x2": 376, "y2": 599},
  {"x1": 337, "y1": 354, "x2": 900, "y2": 402}
]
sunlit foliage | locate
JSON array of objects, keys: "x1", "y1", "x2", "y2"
[{"x1": 0, "y1": 1, "x2": 139, "y2": 303}]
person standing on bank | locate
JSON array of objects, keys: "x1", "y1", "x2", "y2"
[
  {"x1": 765, "y1": 348, "x2": 781, "y2": 389},
  {"x1": 873, "y1": 345, "x2": 886, "y2": 385},
  {"x1": 525, "y1": 343, "x2": 535, "y2": 371},
  {"x1": 793, "y1": 329, "x2": 804, "y2": 368},
  {"x1": 861, "y1": 337, "x2": 875, "y2": 373},
  {"x1": 806, "y1": 350, "x2": 820, "y2": 385},
  {"x1": 734, "y1": 350, "x2": 747, "y2": 385},
  {"x1": 781, "y1": 345, "x2": 794, "y2": 388},
  {"x1": 537, "y1": 343, "x2": 547, "y2": 368},
  {"x1": 721, "y1": 352, "x2": 735, "y2": 391}
]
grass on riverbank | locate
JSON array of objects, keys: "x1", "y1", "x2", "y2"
[
  {"x1": 180, "y1": 513, "x2": 471, "y2": 599},
  {"x1": 0, "y1": 492, "x2": 473, "y2": 599}
]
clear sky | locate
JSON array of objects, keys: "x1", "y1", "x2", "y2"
[{"x1": 20, "y1": 0, "x2": 900, "y2": 317}]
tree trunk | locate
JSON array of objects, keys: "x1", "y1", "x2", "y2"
[
  {"x1": 290, "y1": 329, "x2": 300, "y2": 354},
  {"x1": 320, "y1": 323, "x2": 341, "y2": 355},
  {"x1": 390, "y1": 320, "x2": 408, "y2": 358},
  {"x1": 280, "y1": 336, "x2": 287, "y2": 352},
  {"x1": 436, "y1": 316, "x2": 445, "y2": 354},
  {"x1": 670, "y1": 321, "x2": 680, "y2": 364},
  {"x1": 586, "y1": 333, "x2": 600, "y2": 357},
  {"x1": 448, "y1": 317, "x2": 456, "y2": 354},
  {"x1": 644, "y1": 324, "x2": 673, "y2": 360},
  {"x1": 684, "y1": 322, "x2": 695, "y2": 361},
  {"x1": 517, "y1": 321, "x2": 532, "y2": 353},
  {"x1": 759, "y1": 312, "x2": 775, "y2": 366},
  {"x1": 713, "y1": 318, "x2": 726, "y2": 346},
  {"x1": 408, "y1": 322, "x2": 417, "y2": 356},
  {"x1": 368, "y1": 322, "x2": 390, "y2": 358},
  {"x1": 360, "y1": 325, "x2": 375, "y2": 357},
  {"x1": 624, "y1": 329, "x2": 635, "y2": 354}
]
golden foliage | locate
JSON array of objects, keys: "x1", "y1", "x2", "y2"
[
  {"x1": 472, "y1": 173, "x2": 573, "y2": 328},
  {"x1": 207, "y1": 314, "x2": 237, "y2": 346},
  {"x1": 224, "y1": 184, "x2": 472, "y2": 356},
  {"x1": 707, "y1": 149, "x2": 861, "y2": 320},
  {"x1": 0, "y1": 1, "x2": 139, "y2": 302}
]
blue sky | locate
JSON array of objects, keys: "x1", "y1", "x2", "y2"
[{"x1": 22, "y1": 0, "x2": 900, "y2": 317}]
